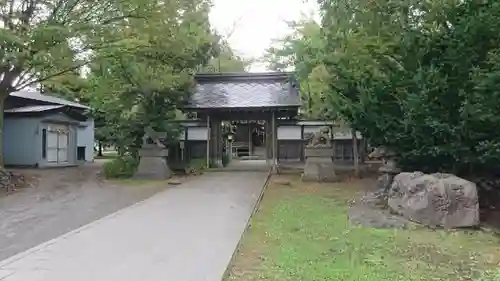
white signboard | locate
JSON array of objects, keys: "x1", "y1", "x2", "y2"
[
  {"x1": 277, "y1": 126, "x2": 302, "y2": 140},
  {"x1": 187, "y1": 127, "x2": 208, "y2": 140},
  {"x1": 333, "y1": 131, "x2": 362, "y2": 140}
]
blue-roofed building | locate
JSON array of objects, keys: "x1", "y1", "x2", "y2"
[{"x1": 3, "y1": 89, "x2": 94, "y2": 167}]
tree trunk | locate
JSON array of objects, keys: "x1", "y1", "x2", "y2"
[
  {"x1": 0, "y1": 96, "x2": 5, "y2": 167},
  {"x1": 98, "y1": 141, "x2": 103, "y2": 156},
  {"x1": 359, "y1": 138, "x2": 366, "y2": 164},
  {"x1": 352, "y1": 128, "x2": 360, "y2": 178},
  {"x1": 117, "y1": 146, "x2": 126, "y2": 156}
]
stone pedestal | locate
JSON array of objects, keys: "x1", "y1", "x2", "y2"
[
  {"x1": 133, "y1": 148, "x2": 172, "y2": 180},
  {"x1": 378, "y1": 158, "x2": 401, "y2": 174},
  {"x1": 375, "y1": 158, "x2": 401, "y2": 191},
  {"x1": 302, "y1": 147, "x2": 338, "y2": 182}
]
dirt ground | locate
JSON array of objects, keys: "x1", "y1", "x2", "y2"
[{"x1": 0, "y1": 160, "x2": 168, "y2": 261}]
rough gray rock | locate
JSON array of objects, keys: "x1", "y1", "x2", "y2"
[
  {"x1": 349, "y1": 190, "x2": 411, "y2": 229},
  {"x1": 388, "y1": 172, "x2": 479, "y2": 228},
  {"x1": 374, "y1": 173, "x2": 394, "y2": 193},
  {"x1": 0, "y1": 168, "x2": 12, "y2": 192}
]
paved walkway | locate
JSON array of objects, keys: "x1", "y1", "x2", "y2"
[
  {"x1": 0, "y1": 162, "x2": 168, "y2": 261},
  {"x1": 0, "y1": 172, "x2": 268, "y2": 281}
]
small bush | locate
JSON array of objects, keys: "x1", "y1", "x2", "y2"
[
  {"x1": 477, "y1": 270, "x2": 500, "y2": 281},
  {"x1": 102, "y1": 155, "x2": 139, "y2": 179},
  {"x1": 222, "y1": 153, "x2": 231, "y2": 167},
  {"x1": 185, "y1": 158, "x2": 207, "y2": 175}
]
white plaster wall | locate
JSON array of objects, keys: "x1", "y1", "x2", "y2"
[
  {"x1": 3, "y1": 117, "x2": 39, "y2": 166},
  {"x1": 77, "y1": 118, "x2": 95, "y2": 162},
  {"x1": 333, "y1": 130, "x2": 362, "y2": 140},
  {"x1": 277, "y1": 126, "x2": 302, "y2": 140},
  {"x1": 303, "y1": 126, "x2": 324, "y2": 135}
]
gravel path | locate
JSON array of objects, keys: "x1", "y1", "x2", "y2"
[{"x1": 0, "y1": 160, "x2": 168, "y2": 261}]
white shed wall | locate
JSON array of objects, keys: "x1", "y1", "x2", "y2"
[{"x1": 77, "y1": 118, "x2": 95, "y2": 162}]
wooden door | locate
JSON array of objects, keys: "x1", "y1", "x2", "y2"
[{"x1": 46, "y1": 124, "x2": 70, "y2": 163}]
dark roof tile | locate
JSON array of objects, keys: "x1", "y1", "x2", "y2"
[
  {"x1": 4, "y1": 105, "x2": 65, "y2": 113},
  {"x1": 187, "y1": 72, "x2": 301, "y2": 109},
  {"x1": 10, "y1": 89, "x2": 89, "y2": 109}
]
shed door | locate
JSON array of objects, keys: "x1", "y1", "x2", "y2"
[{"x1": 46, "y1": 125, "x2": 69, "y2": 163}]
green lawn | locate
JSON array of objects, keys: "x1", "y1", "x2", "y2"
[
  {"x1": 94, "y1": 150, "x2": 119, "y2": 159},
  {"x1": 226, "y1": 176, "x2": 500, "y2": 281}
]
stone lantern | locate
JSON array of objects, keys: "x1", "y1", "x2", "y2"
[
  {"x1": 133, "y1": 128, "x2": 172, "y2": 180},
  {"x1": 369, "y1": 146, "x2": 401, "y2": 192},
  {"x1": 302, "y1": 127, "x2": 338, "y2": 182}
]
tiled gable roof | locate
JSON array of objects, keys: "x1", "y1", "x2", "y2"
[{"x1": 187, "y1": 72, "x2": 301, "y2": 109}]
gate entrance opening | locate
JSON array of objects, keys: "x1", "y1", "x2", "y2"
[{"x1": 182, "y1": 72, "x2": 300, "y2": 171}]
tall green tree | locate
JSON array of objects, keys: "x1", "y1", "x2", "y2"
[
  {"x1": 84, "y1": 0, "x2": 216, "y2": 156},
  {"x1": 203, "y1": 36, "x2": 252, "y2": 72},
  {"x1": 320, "y1": 0, "x2": 500, "y2": 175},
  {"x1": 0, "y1": 0, "x2": 164, "y2": 165},
  {"x1": 264, "y1": 19, "x2": 326, "y2": 118},
  {"x1": 265, "y1": 18, "x2": 363, "y2": 175}
]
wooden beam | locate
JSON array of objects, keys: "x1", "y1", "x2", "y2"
[{"x1": 206, "y1": 116, "x2": 210, "y2": 168}]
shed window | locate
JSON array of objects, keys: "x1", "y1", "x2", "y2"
[{"x1": 42, "y1": 129, "x2": 47, "y2": 159}]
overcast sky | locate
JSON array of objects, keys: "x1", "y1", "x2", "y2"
[{"x1": 209, "y1": 0, "x2": 318, "y2": 72}]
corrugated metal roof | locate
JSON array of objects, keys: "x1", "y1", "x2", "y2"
[
  {"x1": 4, "y1": 105, "x2": 65, "y2": 113},
  {"x1": 187, "y1": 72, "x2": 301, "y2": 109},
  {"x1": 10, "y1": 90, "x2": 89, "y2": 109}
]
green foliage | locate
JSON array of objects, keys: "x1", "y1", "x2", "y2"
[
  {"x1": 222, "y1": 153, "x2": 231, "y2": 167},
  {"x1": 39, "y1": 0, "x2": 248, "y2": 158},
  {"x1": 477, "y1": 270, "x2": 500, "y2": 281},
  {"x1": 317, "y1": 0, "x2": 500, "y2": 174},
  {"x1": 264, "y1": 19, "x2": 328, "y2": 119},
  {"x1": 185, "y1": 158, "x2": 207, "y2": 174},
  {"x1": 84, "y1": 0, "x2": 215, "y2": 155},
  {"x1": 0, "y1": 0, "x2": 164, "y2": 165},
  {"x1": 102, "y1": 156, "x2": 139, "y2": 179},
  {"x1": 0, "y1": 0, "x2": 246, "y2": 166},
  {"x1": 267, "y1": 0, "x2": 500, "y2": 175},
  {"x1": 226, "y1": 178, "x2": 500, "y2": 280},
  {"x1": 202, "y1": 36, "x2": 253, "y2": 72},
  {"x1": 0, "y1": 0, "x2": 159, "y2": 96}
]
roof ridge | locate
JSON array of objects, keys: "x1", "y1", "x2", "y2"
[
  {"x1": 195, "y1": 72, "x2": 293, "y2": 81},
  {"x1": 10, "y1": 90, "x2": 89, "y2": 109}
]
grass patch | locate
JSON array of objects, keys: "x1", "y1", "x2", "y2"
[
  {"x1": 102, "y1": 155, "x2": 138, "y2": 179},
  {"x1": 226, "y1": 175, "x2": 500, "y2": 281},
  {"x1": 95, "y1": 150, "x2": 119, "y2": 159}
]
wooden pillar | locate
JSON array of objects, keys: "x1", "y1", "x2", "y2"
[
  {"x1": 265, "y1": 117, "x2": 272, "y2": 167},
  {"x1": 271, "y1": 110, "x2": 278, "y2": 172},
  {"x1": 206, "y1": 116, "x2": 210, "y2": 168},
  {"x1": 300, "y1": 125, "x2": 305, "y2": 162},
  {"x1": 248, "y1": 123, "x2": 252, "y2": 156},
  {"x1": 209, "y1": 115, "x2": 223, "y2": 167}
]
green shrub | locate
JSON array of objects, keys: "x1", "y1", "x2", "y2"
[
  {"x1": 185, "y1": 158, "x2": 207, "y2": 175},
  {"x1": 222, "y1": 152, "x2": 231, "y2": 167},
  {"x1": 477, "y1": 270, "x2": 500, "y2": 281},
  {"x1": 102, "y1": 155, "x2": 139, "y2": 179}
]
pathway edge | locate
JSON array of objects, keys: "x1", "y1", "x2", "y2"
[{"x1": 221, "y1": 169, "x2": 272, "y2": 281}]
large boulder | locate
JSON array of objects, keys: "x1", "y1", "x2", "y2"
[{"x1": 388, "y1": 172, "x2": 479, "y2": 228}]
